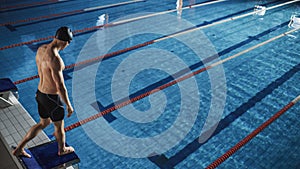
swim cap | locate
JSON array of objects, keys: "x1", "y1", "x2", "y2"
[{"x1": 55, "y1": 26, "x2": 73, "y2": 42}]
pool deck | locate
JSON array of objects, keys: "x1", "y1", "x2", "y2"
[{"x1": 0, "y1": 92, "x2": 50, "y2": 169}]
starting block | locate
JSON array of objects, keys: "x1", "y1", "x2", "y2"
[
  {"x1": 254, "y1": 5, "x2": 266, "y2": 16},
  {"x1": 18, "y1": 141, "x2": 80, "y2": 169},
  {"x1": 0, "y1": 78, "x2": 18, "y2": 108},
  {"x1": 288, "y1": 14, "x2": 300, "y2": 29}
]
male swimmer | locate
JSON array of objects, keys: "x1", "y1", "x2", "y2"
[{"x1": 13, "y1": 27, "x2": 75, "y2": 158}]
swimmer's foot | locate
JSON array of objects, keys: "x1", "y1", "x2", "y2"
[
  {"x1": 12, "y1": 146, "x2": 31, "y2": 158},
  {"x1": 58, "y1": 146, "x2": 75, "y2": 156}
]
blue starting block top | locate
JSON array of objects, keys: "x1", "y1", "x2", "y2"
[
  {"x1": 0, "y1": 78, "x2": 17, "y2": 92},
  {"x1": 19, "y1": 141, "x2": 80, "y2": 169}
]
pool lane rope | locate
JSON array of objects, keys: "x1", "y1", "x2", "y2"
[
  {"x1": 0, "y1": 0, "x2": 146, "y2": 50},
  {"x1": 1, "y1": 0, "x2": 297, "y2": 51},
  {"x1": 63, "y1": 27, "x2": 300, "y2": 132},
  {"x1": 13, "y1": 20, "x2": 300, "y2": 85},
  {"x1": 13, "y1": 40, "x2": 155, "y2": 85},
  {"x1": 0, "y1": 0, "x2": 63, "y2": 12},
  {"x1": 0, "y1": 0, "x2": 145, "y2": 26},
  {"x1": 0, "y1": 0, "x2": 224, "y2": 51},
  {"x1": 206, "y1": 94, "x2": 300, "y2": 169}
]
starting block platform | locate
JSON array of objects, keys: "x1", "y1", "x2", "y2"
[
  {"x1": 0, "y1": 78, "x2": 80, "y2": 168},
  {"x1": 19, "y1": 141, "x2": 80, "y2": 169},
  {"x1": 0, "y1": 78, "x2": 18, "y2": 108}
]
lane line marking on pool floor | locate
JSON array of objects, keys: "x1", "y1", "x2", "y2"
[
  {"x1": 1, "y1": 0, "x2": 297, "y2": 51},
  {"x1": 63, "y1": 27, "x2": 300, "y2": 132},
  {"x1": 0, "y1": 0, "x2": 241, "y2": 51},
  {"x1": 12, "y1": 1, "x2": 300, "y2": 85}
]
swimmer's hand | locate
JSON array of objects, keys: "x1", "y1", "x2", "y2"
[{"x1": 67, "y1": 105, "x2": 74, "y2": 117}]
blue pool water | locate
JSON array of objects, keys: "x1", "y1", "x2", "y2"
[{"x1": 1, "y1": 0, "x2": 300, "y2": 168}]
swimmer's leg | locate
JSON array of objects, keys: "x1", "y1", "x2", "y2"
[
  {"x1": 12, "y1": 118, "x2": 51, "y2": 158},
  {"x1": 53, "y1": 120, "x2": 74, "y2": 156}
]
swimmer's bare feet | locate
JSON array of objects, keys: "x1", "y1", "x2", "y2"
[
  {"x1": 12, "y1": 147, "x2": 31, "y2": 158},
  {"x1": 58, "y1": 146, "x2": 75, "y2": 156}
]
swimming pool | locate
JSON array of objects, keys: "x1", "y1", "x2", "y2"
[{"x1": 1, "y1": 0, "x2": 300, "y2": 168}]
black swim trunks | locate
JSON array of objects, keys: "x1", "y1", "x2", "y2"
[{"x1": 35, "y1": 90, "x2": 64, "y2": 122}]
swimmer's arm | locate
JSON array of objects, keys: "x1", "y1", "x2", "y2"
[{"x1": 51, "y1": 58, "x2": 72, "y2": 109}]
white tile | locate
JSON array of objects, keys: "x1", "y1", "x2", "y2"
[
  {"x1": 18, "y1": 130, "x2": 26, "y2": 138},
  {"x1": 21, "y1": 121, "x2": 30, "y2": 129},
  {"x1": 16, "y1": 116, "x2": 24, "y2": 124},
  {"x1": 0, "y1": 93, "x2": 50, "y2": 149},
  {"x1": 0, "y1": 122, "x2": 5, "y2": 130},
  {"x1": 12, "y1": 112, "x2": 21, "y2": 118},
  {"x1": 13, "y1": 123, "x2": 23, "y2": 131},
  {"x1": 6, "y1": 112, "x2": 14, "y2": 119},
  {"x1": 10, "y1": 118, "x2": 18, "y2": 127},
  {"x1": 7, "y1": 126, "x2": 17, "y2": 134},
  {"x1": 3, "y1": 119, "x2": 13, "y2": 128},
  {"x1": 22, "y1": 114, "x2": 32, "y2": 120},
  {"x1": 11, "y1": 132, "x2": 22, "y2": 143},
  {"x1": 37, "y1": 133, "x2": 49, "y2": 141},
  {"x1": 26, "y1": 118, "x2": 35, "y2": 125},
  {"x1": 0, "y1": 112, "x2": 8, "y2": 121},
  {"x1": 1, "y1": 128, "x2": 10, "y2": 137},
  {"x1": 24, "y1": 126, "x2": 31, "y2": 132},
  {"x1": 8, "y1": 143, "x2": 15, "y2": 148},
  {"x1": 40, "y1": 139, "x2": 50, "y2": 144},
  {"x1": 27, "y1": 141, "x2": 35, "y2": 148},
  {"x1": 5, "y1": 135, "x2": 15, "y2": 145},
  {"x1": 8, "y1": 106, "x2": 17, "y2": 113},
  {"x1": 32, "y1": 137, "x2": 41, "y2": 145}
]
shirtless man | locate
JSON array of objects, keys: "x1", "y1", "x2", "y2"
[{"x1": 13, "y1": 27, "x2": 75, "y2": 158}]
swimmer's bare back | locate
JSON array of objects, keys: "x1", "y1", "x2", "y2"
[{"x1": 36, "y1": 44, "x2": 65, "y2": 95}]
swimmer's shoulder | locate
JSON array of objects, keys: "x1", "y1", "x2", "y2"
[
  {"x1": 37, "y1": 44, "x2": 48, "y2": 52},
  {"x1": 37, "y1": 44, "x2": 57, "y2": 57}
]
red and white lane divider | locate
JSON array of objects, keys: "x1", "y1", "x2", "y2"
[
  {"x1": 0, "y1": 0, "x2": 144, "y2": 26},
  {"x1": 13, "y1": 20, "x2": 300, "y2": 86},
  {"x1": 206, "y1": 95, "x2": 300, "y2": 169},
  {"x1": 63, "y1": 27, "x2": 300, "y2": 132},
  {"x1": 0, "y1": 0, "x2": 66, "y2": 12},
  {"x1": 1, "y1": 0, "x2": 298, "y2": 51},
  {"x1": 0, "y1": 0, "x2": 225, "y2": 51}
]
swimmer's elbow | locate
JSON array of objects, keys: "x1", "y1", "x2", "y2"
[{"x1": 56, "y1": 82, "x2": 67, "y2": 94}]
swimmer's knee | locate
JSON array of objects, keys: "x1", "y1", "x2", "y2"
[
  {"x1": 53, "y1": 120, "x2": 64, "y2": 131},
  {"x1": 39, "y1": 118, "x2": 51, "y2": 128},
  {"x1": 39, "y1": 123, "x2": 49, "y2": 129}
]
